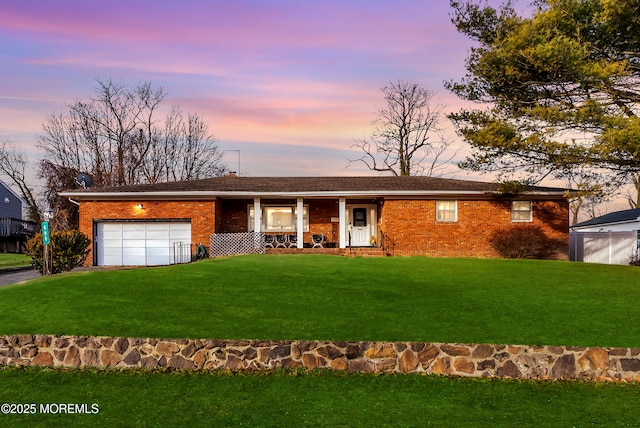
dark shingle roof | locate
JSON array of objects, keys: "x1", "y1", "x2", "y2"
[
  {"x1": 572, "y1": 208, "x2": 640, "y2": 228},
  {"x1": 63, "y1": 176, "x2": 567, "y2": 195}
]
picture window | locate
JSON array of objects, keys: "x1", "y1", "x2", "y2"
[{"x1": 249, "y1": 205, "x2": 309, "y2": 232}]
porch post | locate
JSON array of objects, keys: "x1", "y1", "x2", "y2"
[
  {"x1": 253, "y1": 198, "x2": 261, "y2": 233},
  {"x1": 339, "y1": 197, "x2": 346, "y2": 248},
  {"x1": 296, "y1": 197, "x2": 304, "y2": 249}
]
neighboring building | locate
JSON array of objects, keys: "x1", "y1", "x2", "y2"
[
  {"x1": 570, "y1": 208, "x2": 640, "y2": 265},
  {"x1": 60, "y1": 176, "x2": 571, "y2": 266},
  {"x1": 0, "y1": 179, "x2": 37, "y2": 252}
]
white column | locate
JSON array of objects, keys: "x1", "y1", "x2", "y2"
[
  {"x1": 297, "y1": 198, "x2": 304, "y2": 249},
  {"x1": 339, "y1": 198, "x2": 346, "y2": 248},
  {"x1": 253, "y1": 198, "x2": 261, "y2": 233}
]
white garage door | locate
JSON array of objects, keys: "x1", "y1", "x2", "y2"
[{"x1": 97, "y1": 222, "x2": 191, "y2": 266}]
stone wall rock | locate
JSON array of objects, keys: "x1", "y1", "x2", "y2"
[{"x1": 1, "y1": 334, "x2": 639, "y2": 382}]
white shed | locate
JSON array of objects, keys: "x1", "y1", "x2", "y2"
[{"x1": 570, "y1": 208, "x2": 640, "y2": 265}]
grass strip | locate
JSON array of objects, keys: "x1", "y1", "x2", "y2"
[
  {"x1": 0, "y1": 366, "x2": 639, "y2": 427},
  {"x1": 0, "y1": 253, "x2": 31, "y2": 269}
]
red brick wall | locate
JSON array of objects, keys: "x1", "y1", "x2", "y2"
[
  {"x1": 307, "y1": 200, "x2": 338, "y2": 243},
  {"x1": 79, "y1": 197, "x2": 569, "y2": 263},
  {"x1": 79, "y1": 200, "x2": 216, "y2": 265},
  {"x1": 217, "y1": 199, "x2": 251, "y2": 233},
  {"x1": 380, "y1": 199, "x2": 569, "y2": 258}
]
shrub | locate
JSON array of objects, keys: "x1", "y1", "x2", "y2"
[
  {"x1": 25, "y1": 230, "x2": 91, "y2": 274},
  {"x1": 490, "y1": 224, "x2": 557, "y2": 259}
]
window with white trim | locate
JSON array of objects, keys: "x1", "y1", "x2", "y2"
[
  {"x1": 436, "y1": 200, "x2": 457, "y2": 222},
  {"x1": 511, "y1": 201, "x2": 532, "y2": 222},
  {"x1": 249, "y1": 205, "x2": 309, "y2": 232}
]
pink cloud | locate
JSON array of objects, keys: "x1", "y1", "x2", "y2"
[{"x1": 0, "y1": 0, "x2": 485, "y2": 180}]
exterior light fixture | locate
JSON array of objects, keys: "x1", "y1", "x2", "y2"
[{"x1": 136, "y1": 204, "x2": 144, "y2": 209}]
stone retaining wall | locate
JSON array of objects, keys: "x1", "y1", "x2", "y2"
[{"x1": 2, "y1": 335, "x2": 639, "y2": 382}]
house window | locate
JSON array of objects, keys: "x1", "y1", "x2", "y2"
[
  {"x1": 511, "y1": 201, "x2": 532, "y2": 222},
  {"x1": 249, "y1": 205, "x2": 309, "y2": 232},
  {"x1": 436, "y1": 201, "x2": 457, "y2": 222}
]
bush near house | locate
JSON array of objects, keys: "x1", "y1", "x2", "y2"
[
  {"x1": 25, "y1": 230, "x2": 90, "y2": 274},
  {"x1": 490, "y1": 224, "x2": 560, "y2": 259}
]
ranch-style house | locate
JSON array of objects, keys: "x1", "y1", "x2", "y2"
[{"x1": 60, "y1": 175, "x2": 571, "y2": 266}]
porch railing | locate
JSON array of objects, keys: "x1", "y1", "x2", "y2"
[
  {"x1": 380, "y1": 231, "x2": 395, "y2": 256},
  {"x1": 0, "y1": 218, "x2": 37, "y2": 238},
  {"x1": 210, "y1": 232, "x2": 265, "y2": 257}
]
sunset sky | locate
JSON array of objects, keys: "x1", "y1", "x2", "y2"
[{"x1": 2, "y1": 0, "x2": 514, "y2": 181}]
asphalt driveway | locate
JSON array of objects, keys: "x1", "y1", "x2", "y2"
[{"x1": 0, "y1": 267, "x2": 40, "y2": 287}]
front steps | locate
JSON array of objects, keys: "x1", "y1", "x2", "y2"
[
  {"x1": 265, "y1": 247, "x2": 388, "y2": 257},
  {"x1": 342, "y1": 247, "x2": 387, "y2": 257}
]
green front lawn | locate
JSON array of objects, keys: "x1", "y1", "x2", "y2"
[
  {"x1": 0, "y1": 255, "x2": 638, "y2": 347},
  {"x1": 2, "y1": 255, "x2": 640, "y2": 426},
  {"x1": 0, "y1": 253, "x2": 31, "y2": 269},
  {"x1": 1, "y1": 367, "x2": 639, "y2": 427}
]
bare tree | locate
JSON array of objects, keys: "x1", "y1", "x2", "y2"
[
  {"x1": 565, "y1": 171, "x2": 615, "y2": 225},
  {"x1": 39, "y1": 78, "x2": 226, "y2": 189},
  {"x1": 624, "y1": 173, "x2": 640, "y2": 209},
  {"x1": 39, "y1": 160, "x2": 80, "y2": 230},
  {"x1": 141, "y1": 109, "x2": 225, "y2": 183},
  {"x1": 36, "y1": 78, "x2": 227, "y2": 230},
  {"x1": 0, "y1": 142, "x2": 41, "y2": 222},
  {"x1": 350, "y1": 80, "x2": 456, "y2": 176},
  {"x1": 181, "y1": 113, "x2": 226, "y2": 180}
]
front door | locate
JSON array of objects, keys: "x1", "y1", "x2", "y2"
[{"x1": 350, "y1": 207, "x2": 371, "y2": 246}]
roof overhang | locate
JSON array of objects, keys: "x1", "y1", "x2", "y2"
[
  {"x1": 60, "y1": 189, "x2": 569, "y2": 201},
  {"x1": 571, "y1": 217, "x2": 640, "y2": 231}
]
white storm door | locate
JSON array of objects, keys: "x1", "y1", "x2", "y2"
[{"x1": 349, "y1": 207, "x2": 372, "y2": 246}]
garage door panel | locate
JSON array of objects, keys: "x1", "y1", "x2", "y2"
[
  {"x1": 102, "y1": 246, "x2": 123, "y2": 256},
  {"x1": 102, "y1": 239, "x2": 123, "y2": 248},
  {"x1": 122, "y1": 246, "x2": 146, "y2": 256},
  {"x1": 146, "y1": 223, "x2": 169, "y2": 231},
  {"x1": 146, "y1": 230, "x2": 170, "y2": 240},
  {"x1": 147, "y1": 246, "x2": 170, "y2": 255},
  {"x1": 170, "y1": 230, "x2": 191, "y2": 240},
  {"x1": 122, "y1": 248, "x2": 146, "y2": 265},
  {"x1": 146, "y1": 256, "x2": 170, "y2": 265},
  {"x1": 146, "y1": 240, "x2": 170, "y2": 248},
  {"x1": 100, "y1": 251, "x2": 123, "y2": 266},
  {"x1": 101, "y1": 255, "x2": 122, "y2": 265},
  {"x1": 122, "y1": 230, "x2": 146, "y2": 239},
  {"x1": 97, "y1": 222, "x2": 191, "y2": 266},
  {"x1": 122, "y1": 239, "x2": 146, "y2": 248},
  {"x1": 98, "y1": 224, "x2": 122, "y2": 239}
]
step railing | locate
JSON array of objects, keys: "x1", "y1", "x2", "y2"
[{"x1": 380, "y1": 231, "x2": 395, "y2": 256}]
